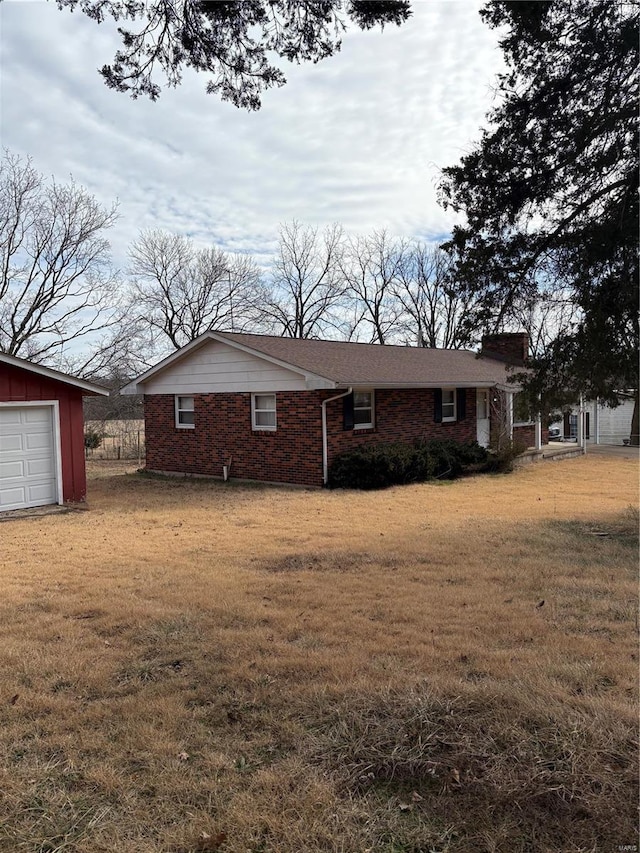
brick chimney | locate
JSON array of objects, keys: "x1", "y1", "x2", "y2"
[{"x1": 481, "y1": 332, "x2": 529, "y2": 365}]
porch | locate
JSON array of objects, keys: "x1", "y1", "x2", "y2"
[{"x1": 515, "y1": 442, "x2": 585, "y2": 466}]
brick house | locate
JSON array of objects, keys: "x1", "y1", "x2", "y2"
[{"x1": 123, "y1": 331, "x2": 543, "y2": 487}]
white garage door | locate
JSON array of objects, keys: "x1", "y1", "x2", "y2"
[{"x1": 0, "y1": 406, "x2": 59, "y2": 511}]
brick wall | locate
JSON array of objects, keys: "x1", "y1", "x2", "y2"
[
  {"x1": 326, "y1": 388, "x2": 477, "y2": 463},
  {"x1": 513, "y1": 424, "x2": 549, "y2": 447},
  {"x1": 145, "y1": 391, "x2": 326, "y2": 487},
  {"x1": 481, "y1": 333, "x2": 529, "y2": 364},
  {"x1": 145, "y1": 387, "x2": 482, "y2": 487}
]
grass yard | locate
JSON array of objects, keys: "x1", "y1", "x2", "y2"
[{"x1": 0, "y1": 455, "x2": 638, "y2": 853}]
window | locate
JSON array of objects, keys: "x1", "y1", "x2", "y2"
[
  {"x1": 441, "y1": 388, "x2": 456, "y2": 422},
  {"x1": 175, "y1": 395, "x2": 195, "y2": 428},
  {"x1": 252, "y1": 393, "x2": 276, "y2": 430},
  {"x1": 569, "y1": 413, "x2": 578, "y2": 439},
  {"x1": 513, "y1": 391, "x2": 534, "y2": 426},
  {"x1": 353, "y1": 390, "x2": 374, "y2": 429}
]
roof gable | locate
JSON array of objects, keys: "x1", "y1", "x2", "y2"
[{"x1": 0, "y1": 352, "x2": 109, "y2": 396}]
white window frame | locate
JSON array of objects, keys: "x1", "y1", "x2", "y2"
[
  {"x1": 353, "y1": 389, "x2": 374, "y2": 429},
  {"x1": 252, "y1": 393, "x2": 277, "y2": 431},
  {"x1": 175, "y1": 395, "x2": 195, "y2": 429},
  {"x1": 441, "y1": 387, "x2": 456, "y2": 423}
]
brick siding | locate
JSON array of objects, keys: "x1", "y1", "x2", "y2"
[
  {"x1": 326, "y1": 388, "x2": 477, "y2": 462},
  {"x1": 513, "y1": 424, "x2": 549, "y2": 447},
  {"x1": 145, "y1": 387, "x2": 481, "y2": 487},
  {"x1": 145, "y1": 391, "x2": 326, "y2": 487},
  {"x1": 481, "y1": 333, "x2": 529, "y2": 364}
]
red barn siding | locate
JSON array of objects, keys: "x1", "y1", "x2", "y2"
[
  {"x1": 145, "y1": 387, "x2": 479, "y2": 487},
  {"x1": 0, "y1": 362, "x2": 88, "y2": 503}
]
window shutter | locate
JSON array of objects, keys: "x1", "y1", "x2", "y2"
[
  {"x1": 343, "y1": 393, "x2": 354, "y2": 430},
  {"x1": 456, "y1": 388, "x2": 466, "y2": 421},
  {"x1": 434, "y1": 388, "x2": 443, "y2": 423}
]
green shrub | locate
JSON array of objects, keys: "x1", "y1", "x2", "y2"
[
  {"x1": 84, "y1": 428, "x2": 103, "y2": 451},
  {"x1": 328, "y1": 439, "x2": 488, "y2": 490},
  {"x1": 484, "y1": 438, "x2": 528, "y2": 473}
]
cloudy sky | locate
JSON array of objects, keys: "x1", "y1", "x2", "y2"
[{"x1": 1, "y1": 1, "x2": 504, "y2": 271}]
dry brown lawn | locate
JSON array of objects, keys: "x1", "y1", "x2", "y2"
[{"x1": 0, "y1": 456, "x2": 638, "y2": 853}]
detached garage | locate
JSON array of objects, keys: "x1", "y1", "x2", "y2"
[{"x1": 0, "y1": 353, "x2": 108, "y2": 512}]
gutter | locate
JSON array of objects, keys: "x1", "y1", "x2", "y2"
[{"x1": 321, "y1": 387, "x2": 352, "y2": 486}]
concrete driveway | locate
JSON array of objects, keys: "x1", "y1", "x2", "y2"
[{"x1": 586, "y1": 443, "x2": 640, "y2": 459}]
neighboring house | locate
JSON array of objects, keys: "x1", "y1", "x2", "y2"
[
  {"x1": 550, "y1": 393, "x2": 636, "y2": 445},
  {"x1": 123, "y1": 331, "x2": 544, "y2": 488},
  {"x1": 0, "y1": 353, "x2": 108, "y2": 511}
]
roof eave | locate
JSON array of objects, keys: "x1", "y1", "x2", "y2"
[
  {"x1": 333, "y1": 379, "x2": 516, "y2": 390},
  {"x1": 0, "y1": 352, "x2": 109, "y2": 396}
]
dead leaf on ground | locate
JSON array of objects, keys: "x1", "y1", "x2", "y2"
[{"x1": 193, "y1": 830, "x2": 227, "y2": 852}]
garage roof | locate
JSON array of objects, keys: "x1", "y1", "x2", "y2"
[{"x1": 0, "y1": 353, "x2": 109, "y2": 396}]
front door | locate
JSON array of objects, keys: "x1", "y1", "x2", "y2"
[{"x1": 476, "y1": 389, "x2": 490, "y2": 448}]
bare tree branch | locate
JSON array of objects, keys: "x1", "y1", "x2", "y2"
[
  {"x1": 341, "y1": 229, "x2": 406, "y2": 344},
  {"x1": 128, "y1": 229, "x2": 263, "y2": 351},
  {"x1": 259, "y1": 221, "x2": 347, "y2": 338},
  {"x1": 0, "y1": 149, "x2": 122, "y2": 366},
  {"x1": 392, "y1": 243, "x2": 481, "y2": 349}
]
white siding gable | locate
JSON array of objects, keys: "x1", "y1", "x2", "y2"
[{"x1": 143, "y1": 339, "x2": 315, "y2": 395}]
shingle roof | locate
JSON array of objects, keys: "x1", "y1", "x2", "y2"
[{"x1": 215, "y1": 332, "x2": 520, "y2": 388}]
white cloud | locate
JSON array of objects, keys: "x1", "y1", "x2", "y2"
[{"x1": 0, "y1": 0, "x2": 505, "y2": 271}]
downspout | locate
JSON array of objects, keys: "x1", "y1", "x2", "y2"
[{"x1": 321, "y1": 387, "x2": 353, "y2": 486}]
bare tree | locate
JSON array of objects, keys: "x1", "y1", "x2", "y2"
[
  {"x1": 61, "y1": 314, "x2": 152, "y2": 379},
  {"x1": 259, "y1": 221, "x2": 346, "y2": 338},
  {"x1": 0, "y1": 149, "x2": 121, "y2": 363},
  {"x1": 393, "y1": 243, "x2": 481, "y2": 349},
  {"x1": 508, "y1": 286, "x2": 580, "y2": 360},
  {"x1": 341, "y1": 230, "x2": 406, "y2": 344},
  {"x1": 128, "y1": 230, "x2": 263, "y2": 351}
]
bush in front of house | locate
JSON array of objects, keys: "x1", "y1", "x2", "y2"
[
  {"x1": 482, "y1": 438, "x2": 528, "y2": 473},
  {"x1": 328, "y1": 439, "x2": 488, "y2": 490}
]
